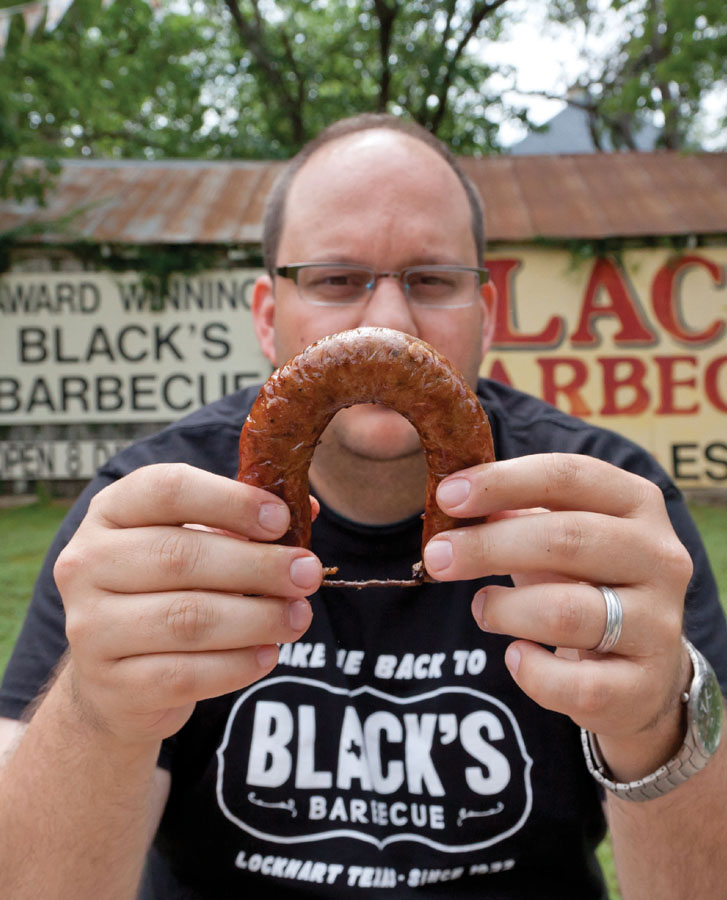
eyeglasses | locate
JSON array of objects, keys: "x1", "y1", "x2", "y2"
[{"x1": 274, "y1": 262, "x2": 489, "y2": 309}]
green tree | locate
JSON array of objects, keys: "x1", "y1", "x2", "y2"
[
  {"x1": 4, "y1": 0, "x2": 723, "y2": 206},
  {"x1": 1, "y1": 0, "x2": 220, "y2": 199},
  {"x1": 213, "y1": 0, "x2": 519, "y2": 156},
  {"x1": 1, "y1": 0, "x2": 527, "y2": 203},
  {"x1": 544, "y1": 0, "x2": 727, "y2": 150}
]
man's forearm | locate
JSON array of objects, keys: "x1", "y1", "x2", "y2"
[
  {"x1": 606, "y1": 717, "x2": 727, "y2": 899},
  {"x1": 0, "y1": 665, "x2": 163, "y2": 900}
]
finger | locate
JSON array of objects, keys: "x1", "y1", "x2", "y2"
[
  {"x1": 109, "y1": 645, "x2": 282, "y2": 712},
  {"x1": 88, "y1": 463, "x2": 291, "y2": 541},
  {"x1": 311, "y1": 495, "x2": 320, "y2": 522},
  {"x1": 437, "y1": 454, "x2": 663, "y2": 520},
  {"x1": 486, "y1": 507, "x2": 548, "y2": 522},
  {"x1": 70, "y1": 592, "x2": 313, "y2": 660},
  {"x1": 503, "y1": 640, "x2": 646, "y2": 736},
  {"x1": 57, "y1": 526, "x2": 323, "y2": 597},
  {"x1": 182, "y1": 523, "x2": 249, "y2": 540},
  {"x1": 471, "y1": 583, "x2": 654, "y2": 656},
  {"x1": 423, "y1": 510, "x2": 659, "y2": 585}
]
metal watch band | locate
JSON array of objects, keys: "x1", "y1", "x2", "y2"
[{"x1": 581, "y1": 637, "x2": 724, "y2": 802}]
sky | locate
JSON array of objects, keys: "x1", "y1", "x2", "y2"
[
  {"x1": 487, "y1": 0, "x2": 726, "y2": 150},
  {"x1": 483, "y1": 0, "x2": 607, "y2": 147}
]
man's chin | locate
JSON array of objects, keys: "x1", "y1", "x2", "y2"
[{"x1": 329, "y1": 405, "x2": 422, "y2": 462}]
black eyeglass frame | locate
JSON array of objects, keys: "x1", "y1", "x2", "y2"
[{"x1": 274, "y1": 262, "x2": 490, "y2": 308}]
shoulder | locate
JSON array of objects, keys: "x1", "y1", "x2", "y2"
[{"x1": 97, "y1": 384, "x2": 263, "y2": 481}]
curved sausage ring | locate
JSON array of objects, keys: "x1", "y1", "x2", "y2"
[{"x1": 238, "y1": 327, "x2": 495, "y2": 586}]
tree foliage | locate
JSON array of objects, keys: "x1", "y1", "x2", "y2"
[
  {"x1": 1, "y1": 0, "x2": 219, "y2": 198},
  {"x1": 545, "y1": 0, "x2": 727, "y2": 150},
  {"x1": 1, "y1": 0, "x2": 725, "y2": 205},
  {"x1": 212, "y1": 0, "x2": 518, "y2": 156},
  {"x1": 1, "y1": 0, "x2": 523, "y2": 197}
]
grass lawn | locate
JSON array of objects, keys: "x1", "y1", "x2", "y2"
[
  {"x1": 0, "y1": 500, "x2": 69, "y2": 674},
  {"x1": 1, "y1": 498, "x2": 725, "y2": 898}
]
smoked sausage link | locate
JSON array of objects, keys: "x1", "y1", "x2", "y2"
[{"x1": 237, "y1": 327, "x2": 495, "y2": 578}]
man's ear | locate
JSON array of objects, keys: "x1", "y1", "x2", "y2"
[
  {"x1": 480, "y1": 279, "x2": 497, "y2": 358},
  {"x1": 251, "y1": 274, "x2": 277, "y2": 366}
]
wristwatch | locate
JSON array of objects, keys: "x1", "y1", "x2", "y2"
[{"x1": 581, "y1": 637, "x2": 724, "y2": 802}]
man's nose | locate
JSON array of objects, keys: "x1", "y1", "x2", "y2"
[{"x1": 360, "y1": 274, "x2": 418, "y2": 333}]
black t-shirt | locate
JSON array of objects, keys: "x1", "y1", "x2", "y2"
[{"x1": 2, "y1": 379, "x2": 726, "y2": 899}]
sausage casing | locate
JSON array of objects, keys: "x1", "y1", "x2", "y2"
[{"x1": 238, "y1": 327, "x2": 495, "y2": 569}]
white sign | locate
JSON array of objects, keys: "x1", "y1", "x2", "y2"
[
  {"x1": 0, "y1": 269, "x2": 271, "y2": 423},
  {"x1": 0, "y1": 439, "x2": 131, "y2": 480}
]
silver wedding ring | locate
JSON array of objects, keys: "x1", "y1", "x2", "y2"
[{"x1": 592, "y1": 585, "x2": 623, "y2": 654}]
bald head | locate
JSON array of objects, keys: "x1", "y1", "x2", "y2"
[{"x1": 262, "y1": 114, "x2": 486, "y2": 277}]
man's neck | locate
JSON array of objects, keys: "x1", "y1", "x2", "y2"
[{"x1": 309, "y1": 444, "x2": 429, "y2": 526}]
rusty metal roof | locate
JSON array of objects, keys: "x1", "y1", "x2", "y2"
[
  {"x1": 2, "y1": 153, "x2": 725, "y2": 246},
  {"x1": 459, "y1": 153, "x2": 727, "y2": 242}
]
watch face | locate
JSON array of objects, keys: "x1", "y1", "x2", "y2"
[{"x1": 695, "y1": 671, "x2": 724, "y2": 757}]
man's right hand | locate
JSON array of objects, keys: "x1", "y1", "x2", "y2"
[{"x1": 53, "y1": 463, "x2": 322, "y2": 746}]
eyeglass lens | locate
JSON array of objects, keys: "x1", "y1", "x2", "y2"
[{"x1": 296, "y1": 265, "x2": 479, "y2": 308}]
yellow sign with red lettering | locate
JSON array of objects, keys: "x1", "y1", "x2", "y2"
[{"x1": 482, "y1": 248, "x2": 727, "y2": 490}]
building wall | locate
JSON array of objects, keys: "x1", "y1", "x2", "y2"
[{"x1": 1, "y1": 245, "x2": 726, "y2": 492}]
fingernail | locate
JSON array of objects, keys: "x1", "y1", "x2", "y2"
[
  {"x1": 288, "y1": 599, "x2": 311, "y2": 632},
  {"x1": 472, "y1": 589, "x2": 489, "y2": 629},
  {"x1": 257, "y1": 645, "x2": 279, "y2": 669},
  {"x1": 438, "y1": 477, "x2": 470, "y2": 509},
  {"x1": 424, "y1": 539, "x2": 453, "y2": 573},
  {"x1": 505, "y1": 644, "x2": 521, "y2": 677},
  {"x1": 290, "y1": 556, "x2": 322, "y2": 590},
  {"x1": 258, "y1": 502, "x2": 289, "y2": 534}
]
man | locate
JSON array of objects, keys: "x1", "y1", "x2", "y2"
[{"x1": 1, "y1": 114, "x2": 726, "y2": 899}]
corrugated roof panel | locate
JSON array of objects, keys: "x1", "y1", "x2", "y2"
[
  {"x1": 245, "y1": 163, "x2": 286, "y2": 235},
  {"x1": 157, "y1": 167, "x2": 223, "y2": 242},
  {"x1": 195, "y1": 163, "x2": 281, "y2": 244},
  {"x1": 194, "y1": 165, "x2": 257, "y2": 242},
  {"x1": 127, "y1": 167, "x2": 207, "y2": 241},
  {"x1": 697, "y1": 153, "x2": 727, "y2": 186},
  {"x1": 91, "y1": 166, "x2": 176, "y2": 241},
  {"x1": 515, "y1": 155, "x2": 613, "y2": 238},
  {"x1": 71, "y1": 166, "x2": 140, "y2": 238},
  {"x1": 571, "y1": 154, "x2": 675, "y2": 237},
  {"x1": 460, "y1": 156, "x2": 535, "y2": 243},
  {"x1": 647, "y1": 153, "x2": 726, "y2": 233},
  {"x1": 1, "y1": 154, "x2": 725, "y2": 246}
]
